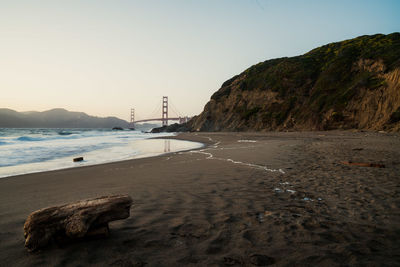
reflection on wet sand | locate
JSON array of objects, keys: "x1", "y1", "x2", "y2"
[
  {"x1": 129, "y1": 138, "x2": 203, "y2": 160},
  {"x1": 164, "y1": 140, "x2": 170, "y2": 152}
]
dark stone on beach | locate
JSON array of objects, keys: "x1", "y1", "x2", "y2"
[
  {"x1": 73, "y1": 157, "x2": 84, "y2": 162},
  {"x1": 151, "y1": 123, "x2": 191, "y2": 133},
  {"x1": 250, "y1": 254, "x2": 276, "y2": 266},
  {"x1": 112, "y1": 127, "x2": 124, "y2": 130},
  {"x1": 23, "y1": 195, "x2": 133, "y2": 252}
]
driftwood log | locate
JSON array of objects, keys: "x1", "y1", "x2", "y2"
[
  {"x1": 73, "y1": 157, "x2": 84, "y2": 162},
  {"x1": 23, "y1": 195, "x2": 133, "y2": 252},
  {"x1": 341, "y1": 161, "x2": 385, "y2": 168}
]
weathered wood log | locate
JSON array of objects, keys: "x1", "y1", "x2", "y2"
[
  {"x1": 73, "y1": 157, "x2": 84, "y2": 162},
  {"x1": 24, "y1": 195, "x2": 133, "y2": 252},
  {"x1": 341, "y1": 161, "x2": 385, "y2": 168}
]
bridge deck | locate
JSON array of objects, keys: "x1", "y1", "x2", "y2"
[{"x1": 133, "y1": 117, "x2": 182, "y2": 123}]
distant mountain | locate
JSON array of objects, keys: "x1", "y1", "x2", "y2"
[
  {"x1": 186, "y1": 33, "x2": 400, "y2": 132},
  {"x1": 0, "y1": 108, "x2": 130, "y2": 128}
]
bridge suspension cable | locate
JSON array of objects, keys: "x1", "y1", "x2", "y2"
[
  {"x1": 169, "y1": 99, "x2": 184, "y2": 118},
  {"x1": 149, "y1": 99, "x2": 162, "y2": 119}
]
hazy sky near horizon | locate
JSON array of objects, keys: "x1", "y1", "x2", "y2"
[{"x1": 1, "y1": 0, "x2": 399, "y2": 121}]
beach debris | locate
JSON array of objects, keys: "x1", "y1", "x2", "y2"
[
  {"x1": 190, "y1": 150, "x2": 285, "y2": 173},
  {"x1": 303, "y1": 197, "x2": 313, "y2": 201},
  {"x1": 341, "y1": 161, "x2": 385, "y2": 168},
  {"x1": 257, "y1": 213, "x2": 264, "y2": 222},
  {"x1": 274, "y1": 187, "x2": 296, "y2": 194},
  {"x1": 264, "y1": 210, "x2": 273, "y2": 216},
  {"x1": 224, "y1": 256, "x2": 242, "y2": 265},
  {"x1": 250, "y1": 254, "x2": 275, "y2": 266},
  {"x1": 23, "y1": 195, "x2": 133, "y2": 252},
  {"x1": 237, "y1": 140, "x2": 257, "y2": 143},
  {"x1": 274, "y1": 188, "x2": 283, "y2": 193},
  {"x1": 279, "y1": 182, "x2": 290, "y2": 185},
  {"x1": 256, "y1": 210, "x2": 275, "y2": 222},
  {"x1": 73, "y1": 157, "x2": 84, "y2": 162}
]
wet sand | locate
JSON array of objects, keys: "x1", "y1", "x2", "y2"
[{"x1": 0, "y1": 131, "x2": 399, "y2": 266}]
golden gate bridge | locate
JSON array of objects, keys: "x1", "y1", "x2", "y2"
[{"x1": 130, "y1": 96, "x2": 190, "y2": 129}]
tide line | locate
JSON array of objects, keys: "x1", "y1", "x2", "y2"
[{"x1": 188, "y1": 149, "x2": 285, "y2": 174}]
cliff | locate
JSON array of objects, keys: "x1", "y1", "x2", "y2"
[
  {"x1": 0, "y1": 108, "x2": 129, "y2": 128},
  {"x1": 188, "y1": 33, "x2": 400, "y2": 132}
]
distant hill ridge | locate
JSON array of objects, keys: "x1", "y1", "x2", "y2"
[
  {"x1": 0, "y1": 108, "x2": 129, "y2": 128},
  {"x1": 187, "y1": 33, "x2": 400, "y2": 132}
]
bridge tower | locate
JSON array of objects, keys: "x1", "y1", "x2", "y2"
[
  {"x1": 130, "y1": 108, "x2": 135, "y2": 129},
  {"x1": 162, "y1": 96, "x2": 168, "y2": 127}
]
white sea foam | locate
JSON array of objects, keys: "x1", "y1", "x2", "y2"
[{"x1": 0, "y1": 128, "x2": 203, "y2": 178}]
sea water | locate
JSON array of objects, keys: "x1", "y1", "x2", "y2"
[{"x1": 0, "y1": 128, "x2": 203, "y2": 178}]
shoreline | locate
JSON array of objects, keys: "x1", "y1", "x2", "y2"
[
  {"x1": 0, "y1": 137, "x2": 205, "y2": 180},
  {"x1": 0, "y1": 131, "x2": 399, "y2": 266},
  {"x1": 2, "y1": 130, "x2": 398, "y2": 181}
]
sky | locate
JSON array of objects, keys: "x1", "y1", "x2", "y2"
[{"x1": 0, "y1": 0, "x2": 399, "y2": 121}]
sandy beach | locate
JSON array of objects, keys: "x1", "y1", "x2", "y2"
[{"x1": 0, "y1": 131, "x2": 399, "y2": 266}]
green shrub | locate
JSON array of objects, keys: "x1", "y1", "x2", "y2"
[
  {"x1": 331, "y1": 112, "x2": 344, "y2": 121},
  {"x1": 389, "y1": 107, "x2": 400, "y2": 123},
  {"x1": 242, "y1": 107, "x2": 261, "y2": 120},
  {"x1": 227, "y1": 33, "x2": 399, "y2": 127},
  {"x1": 211, "y1": 87, "x2": 231, "y2": 101}
]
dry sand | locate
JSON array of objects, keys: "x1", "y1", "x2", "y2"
[{"x1": 0, "y1": 131, "x2": 399, "y2": 266}]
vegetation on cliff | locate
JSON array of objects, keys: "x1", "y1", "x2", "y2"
[{"x1": 189, "y1": 33, "x2": 400, "y2": 131}]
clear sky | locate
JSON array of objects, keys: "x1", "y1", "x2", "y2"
[{"x1": 1, "y1": 0, "x2": 399, "y2": 121}]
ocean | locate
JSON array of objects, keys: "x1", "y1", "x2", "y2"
[{"x1": 0, "y1": 128, "x2": 203, "y2": 178}]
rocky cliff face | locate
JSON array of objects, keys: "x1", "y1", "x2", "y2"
[{"x1": 188, "y1": 33, "x2": 400, "y2": 132}]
